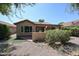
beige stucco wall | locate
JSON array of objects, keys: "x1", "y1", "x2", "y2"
[
  {"x1": 9, "y1": 27, "x2": 16, "y2": 34},
  {"x1": 32, "y1": 32, "x2": 46, "y2": 41},
  {"x1": 16, "y1": 21, "x2": 36, "y2": 36}
]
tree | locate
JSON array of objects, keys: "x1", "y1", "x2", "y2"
[
  {"x1": 0, "y1": 3, "x2": 35, "y2": 16},
  {"x1": 71, "y1": 3, "x2": 79, "y2": 12},
  {"x1": 58, "y1": 22, "x2": 64, "y2": 25},
  {"x1": 38, "y1": 19, "x2": 45, "y2": 22}
]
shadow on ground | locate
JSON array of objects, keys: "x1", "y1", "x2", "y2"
[
  {"x1": 58, "y1": 42, "x2": 79, "y2": 56},
  {"x1": 0, "y1": 42, "x2": 16, "y2": 56}
]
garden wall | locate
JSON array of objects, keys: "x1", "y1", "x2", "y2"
[{"x1": 32, "y1": 32, "x2": 46, "y2": 41}]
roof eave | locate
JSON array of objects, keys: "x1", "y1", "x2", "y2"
[{"x1": 14, "y1": 19, "x2": 35, "y2": 25}]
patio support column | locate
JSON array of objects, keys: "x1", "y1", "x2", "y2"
[{"x1": 44, "y1": 26, "x2": 48, "y2": 31}]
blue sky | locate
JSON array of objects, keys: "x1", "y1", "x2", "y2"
[{"x1": 0, "y1": 3, "x2": 79, "y2": 24}]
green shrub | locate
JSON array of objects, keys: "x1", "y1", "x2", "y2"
[
  {"x1": 63, "y1": 26, "x2": 79, "y2": 37},
  {"x1": 0, "y1": 24, "x2": 10, "y2": 40},
  {"x1": 71, "y1": 30, "x2": 79, "y2": 37},
  {"x1": 63, "y1": 26, "x2": 79, "y2": 30},
  {"x1": 45, "y1": 29, "x2": 71, "y2": 45}
]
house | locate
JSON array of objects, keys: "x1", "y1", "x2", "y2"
[
  {"x1": 14, "y1": 19, "x2": 61, "y2": 39},
  {"x1": 62, "y1": 20, "x2": 79, "y2": 27},
  {"x1": 0, "y1": 21, "x2": 16, "y2": 34}
]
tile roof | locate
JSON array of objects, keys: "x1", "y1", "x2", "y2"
[
  {"x1": 34, "y1": 22, "x2": 52, "y2": 25},
  {"x1": 62, "y1": 20, "x2": 79, "y2": 26}
]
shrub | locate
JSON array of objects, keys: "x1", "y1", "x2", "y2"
[
  {"x1": 71, "y1": 30, "x2": 78, "y2": 37},
  {"x1": 0, "y1": 24, "x2": 10, "y2": 40},
  {"x1": 45, "y1": 29, "x2": 71, "y2": 45},
  {"x1": 63, "y1": 26, "x2": 79, "y2": 37}
]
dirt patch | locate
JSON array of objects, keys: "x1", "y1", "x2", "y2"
[{"x1": 10, "y1": 40, "x2": 61, "y2": 56}]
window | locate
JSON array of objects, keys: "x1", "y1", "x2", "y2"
[
  {"x1": 24, "y1": 26, "x2": 32, "y2": 32},
  {"x1": 21, "y1": 26, "x2": 23, "y2": 32},
  {"x1": 29, "y1": 26, "x2": 32, "y2": 32},
  {"x1": 25, "y1": 26, "x2": 29, "y2": 32}
]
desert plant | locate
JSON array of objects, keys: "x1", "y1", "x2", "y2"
[
  {"x1": 45, "y1": 29, "x2": 71, "y2": 45},
  {"x1": 63, "y1": 26, "x2": 79, "y2": 37},
  {"x1": 0, "y1": 24, "x2": 10, "y2": 41}
]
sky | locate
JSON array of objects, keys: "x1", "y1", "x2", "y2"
[{"x1": 0, "y1": 3, "x2": 79, "y2": 24}]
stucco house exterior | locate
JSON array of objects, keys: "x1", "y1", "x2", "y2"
[{"x1": 14, "y1": 19, "x2": 61, "y2": 39}]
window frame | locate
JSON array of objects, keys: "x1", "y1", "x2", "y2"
[
  {"x1": 24, "y1": 26, "x2": 32, "y2": 32},
  {"x1": 21, "y1": 26, "x2": 23, "y2": 32}
]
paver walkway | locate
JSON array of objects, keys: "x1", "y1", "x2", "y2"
[{"x1": 10, "y1": 40, "x2": 61, "y2": 56}]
